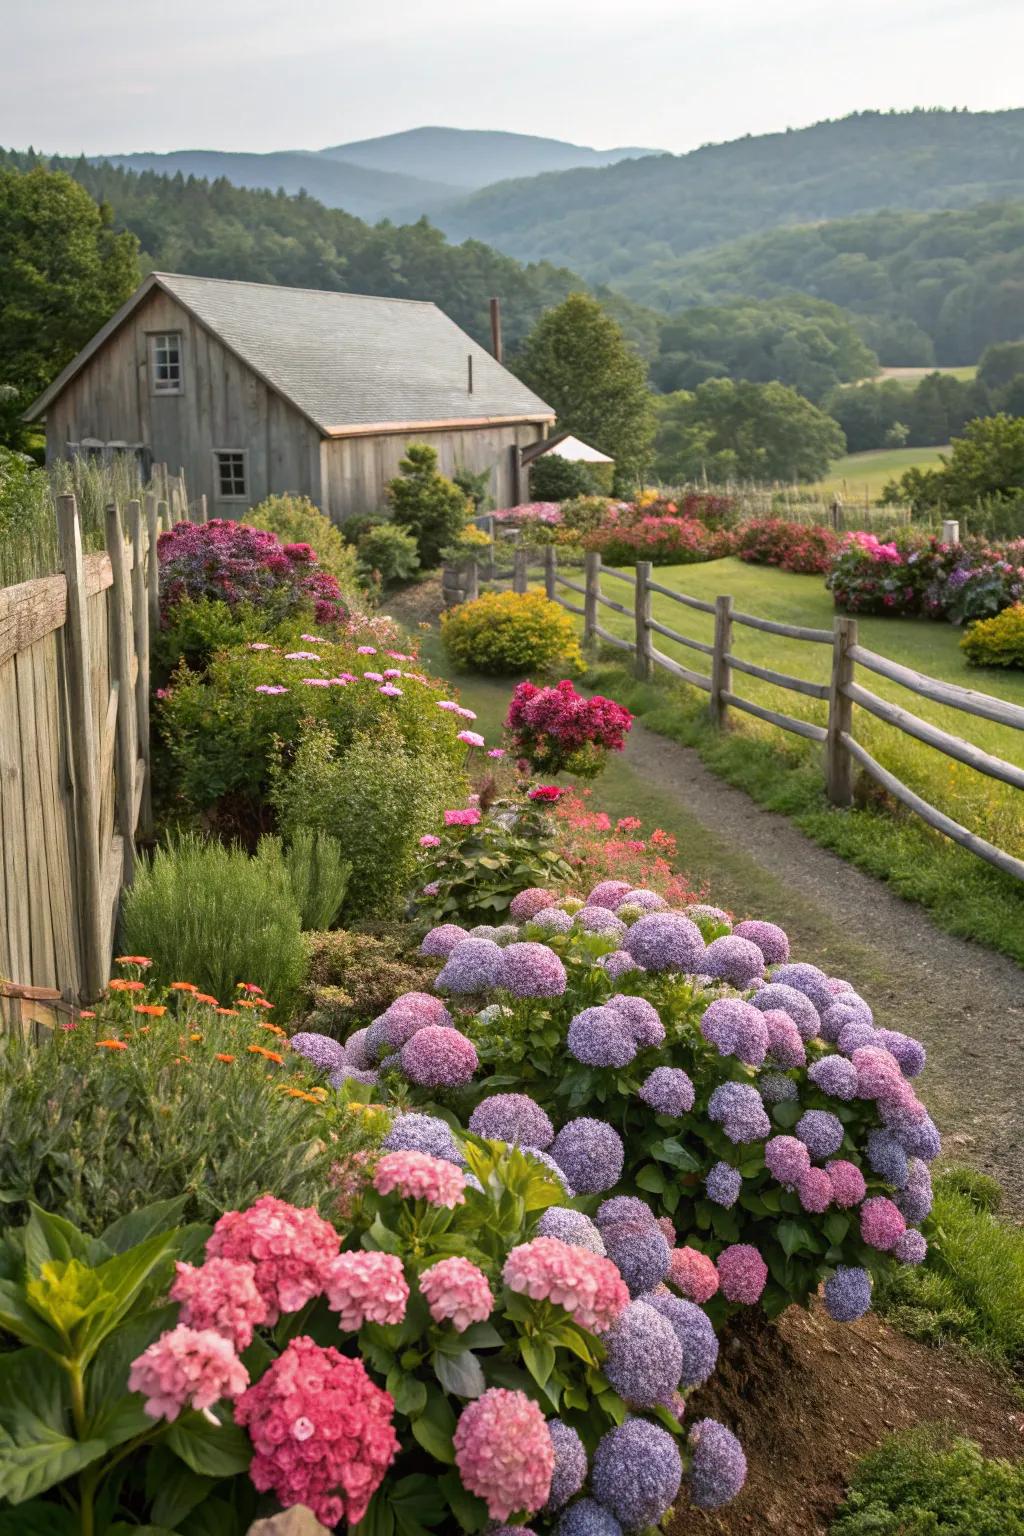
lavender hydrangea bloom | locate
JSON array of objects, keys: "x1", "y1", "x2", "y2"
[
  {"x1": 556, "y1": 1499, "x2": 623, "y2": 1536},
  {"x1": 419, "y1": 923, "x2": 468, "y2": 958},
  {"x1": 288, "y1": 1032, "x2": 347, "y2": 1074},
  {"x1": 885, "y1": 1108, "x2": 941, "y2": 1162},
  {"x1": 623, "y1": 912, "x2": 706, "y2": 974},
  {"x1": 606, "y1": 994, "x2": 664, "y2": 1047},
  {"x1": 530, "y1": 907, "x2": 575, "y2": 936},
  {"x1": 771, "y1": 962, "x2": 834, "y2": 1014},
  {"x1": 546, "y1": 1420, "x2": 588, "y2": 1512},
  {"x1": 866, "y1": 1129, "x2": 910, "y2": 1188},
  {"x1": 380, "y1": 991, "x2": 452, "y2": 1047},
  {"x1": 364, "y1": 1017, "x2": 389, "y2": 1061},
  {"x1": 644, "y1": 1294, "x2": 719, "y2": 1386},
  {"x1": 838, "y1": 1021, "x2": 878, "y2": 1055},
  {"x1": 602, "y1": 1222, "x2": 670, "y2": 1297},
  {"x1": 595, "y1": 1196, "x2": 657, "y2": 1230},
  {"x1": 500, "y1": 941, "x2": 567, "y2": 998},
  {"x1": 820, "y1": 997, "x2": 874, "y2": 1043},
  {"x1": 468, "y1": 1092, "x2": 554, "y2": 1149},
  {"x1": 762, "y1": 1010, "x2": 806, "y2": 1068},
  {"x1": 765, "y1": 1135, "x2": 812, "y2": 1186},
  {"x1": 823, "y1": 1266, "x2": 872, "y2": 1323},
  {"x1": 701, "y1": 998, "x2": 770, "y2": 1067},
  {"x1": 704, "y1": 935, "x2": 765, "y2": 988},
  {"x1": 615, "y1": 888, "x2": 668, "y2": 913},
  {"x1": 328, "y1": 1065, "x2": 378, "y2": 1089},
  {"x1": 758, "y1": 1071, "x2": 799, "y2": 1104},
  {"x1": 874, "y1": 1028, "x2": 927, "y2": 1078},
  {"x1": 639, "y1": 1066, "x2": 695, "y2": 1116},
  {"x1": 686, "y1": 903, "x2": 733, "y2": 932},
  {"x1": 708, "y1": 1082, "x2": 772, "y2": 1144},
  {"x1": 435, "y1": 937, "x2": 505, "y2": 993},
  {"x1": 893, "y1": 1229, "x2": 927, "y2": 1265},
  {"x1": 344, "y1": 1027, "x2": 373, "y2": 1070},
  {"x1": 687, "y1": 1419, "x2": 747, "y2": 1510},
  {"x1": 796, "y1": 1109, "x2": 845, "y2": 1160},
  {"x1": 537, "y1": 1207, "x2": 606, "y2": 1255},
  {"x1": 749, "y1": 983, "x2": 821, "y2": 1042},
  {"x1": 587, "y1": 880, "x2": 633, "y2": 909},
  {"x1": 597, "y1": 950, "x2": 643, "y2": 980},
  {"x1": 592, "y1": 1419, "x2": 682, "y2": 1530},
  {"x1": 705, "y1": 1161, "x2": 742, "y2": 1207},
  {"x1": 468, "y1": 925, "x2": 498, "y2": 941},
  {"x1": 492, "y1": 923, "x2": 520, "y2": 946},
  {"x1": 384, "y1": 1112, "x2": 464, "y2": 1165},
  {"x1": 574, "y1": 906, "x2": 627, "y2": 938},
  {"x1": 551, "y1": 1118, "x2": 625, "y2": 1194},
  {"x1": 400, "y1": 1026, "x2": 478, "y2": 1088},
  {"x1": 732, "y1": 919, "x2": 790, "y2": 965},
  {"x1": 567, "y1": 1007, "x2": 636, "y2": 1068},
  {"x1": 807, "y1": 1054, "x2": 858, "y2": 1100},
  {"x1": 896, "y1": 1158, "x2": 933, "y2": 1224},
  {"x1": 602, "y1": 1303, "x2": 684, "y2": 1409}
]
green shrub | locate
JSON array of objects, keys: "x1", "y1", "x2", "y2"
[
  {"x1": 440, "y1": 589, "x2": 583, "y2": 674},
  {"x1": 357, "y1": 521, "x2": 421, "y2": 584},
  {"x1": 271, "y1": 720, "x2": 465, "y2": 919},
  {"x1": 281, "y1": 827, "x2": 351, "y2": 929},
  {"x1": 387, "y1": 442, "x2": 470, "y2": 567},
  {"x1": 961, "y1": 604, "x2": 1024, "y2": 668},
  {"x1": 121, "y1": 833, "x2": 306, "y2": 1015},
  {"x1": 831, "y1": 1427, "x2": 1024, "y2": 1535},
  {"x1": 246, "y1": 491, "x2": 363, "y2": 596},
  {"x1": 302, "y1": 927, "x2": 438, "y2": 1033},
  {"x1": 152, "y1": 595, "x2": 274, "y2": 683},
  {"x1": 529, "y1": 454, "x2": 597, "y2": 500}
]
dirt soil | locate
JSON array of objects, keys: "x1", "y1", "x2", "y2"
[{"x1": 672, "y1": 1303, "x2": 1023, "y2": 1535}]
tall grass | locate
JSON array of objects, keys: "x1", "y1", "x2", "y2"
[
  {"x1": 277, "y1": 828, "x2": 351, "y2": 930},
  {"x1": 0, "y1": 452, "x2": 144, "y2": 588}
]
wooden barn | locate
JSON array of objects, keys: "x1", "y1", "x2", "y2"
[{"x1": 25, "y1": 273, "x2": 556, "y2": 519}]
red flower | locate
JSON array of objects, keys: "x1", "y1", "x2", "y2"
[{"x1": 528, "y1": 785, "x2": 565, "y2": 802}]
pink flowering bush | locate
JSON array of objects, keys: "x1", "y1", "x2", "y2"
[
  {"x1": 159, "y1": 518, "x2": 350, "y2": 627},
  {"x1": 736, "y1": 518, "x2": 842, "y2": 575},
  {"x1": 205, "y1": 1193, "x2": 340, "y2": 1322},
  {"x1": 453, "y1": 1387, "x2": 555, "y2": 1519},
  {"x1": 419, "y1": 1256, "x2": 493, "y2": 1330},
  {"x1": 506, "y1": 679, "x2": 633, "y2": 779},
  {"x1": 128, "y1": 1323, "x2": 249, "y2": 1420}
]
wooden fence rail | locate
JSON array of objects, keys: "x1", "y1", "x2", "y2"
[{"x1": 445, "y1": 547, "x2": 1024, "y2": 884}]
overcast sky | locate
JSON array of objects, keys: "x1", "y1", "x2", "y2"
[{"x1": 3, "y1": 0, "x2": 1021, "y2": 157}]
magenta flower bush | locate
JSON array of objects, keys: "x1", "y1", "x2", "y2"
[{"x1": 159, "y1": 517, "x2": 350, "y2": 627}]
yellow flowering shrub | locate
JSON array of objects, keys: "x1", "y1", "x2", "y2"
[
  {"x1": 440, "y1": 589, "x2": 583, "y2": 675},
  {"x1": 960, "y1": 604, "x2": 1024, "y2": 669}
]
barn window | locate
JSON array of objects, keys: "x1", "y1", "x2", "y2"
[
  {"x1": 150, "y1": 332, "x2": 183, "y2": 394},
  {"x1": 214, "y1": 450, "x2": 247, "y2": 500}
]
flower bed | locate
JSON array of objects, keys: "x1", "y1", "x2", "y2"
[
  {"x1": 584, "y1": 513, "x2": 735, "y2": 567},
  {"x1": 736, "y1": 518, "x2": 842, "y2": 575},
  {"x1": 827, "y1": 531, "x2": 1024, "y2": 622},
  {"x1": 159, "y1": 518, "x2": 350, "y2": 627}
]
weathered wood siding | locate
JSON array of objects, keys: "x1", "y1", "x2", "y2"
[
  {"x1": 45, "y1": 290, "x2": 323, "y2": 512},
  {"x1": 320, "y1": 422, "x2": 540, "y2": 521}
]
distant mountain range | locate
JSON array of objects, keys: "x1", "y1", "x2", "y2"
[{"x1": 95, "y1": 127, "x2": 660, "y2": 224}]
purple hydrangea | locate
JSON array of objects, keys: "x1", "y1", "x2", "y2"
[
  {"x1": 364, "y1": 1017, "x2": 389, "y2": 1061},
  {"x1": 344, "y1": 1027, "x2": 373, "y2": 1070},
  {"x1": 550, "y1": 1118, "x2": 624, "y2": 1194},
  {"x1": 435, "y1": 937, "x2": 505, "y2": 993},
  {"x1": 771, "y1": 962, "x2": 834, "y2": 1014},
  {"x1": 704, "y1": 935, "x2": 765, "y2": 987},
  {"x1": 328, "y1": 1065, "x2": 378, "y2": 1089},
  {"x1": 592, "y1": 1419, "x2": 682, "y2": 1529},
  {"x1": 419, "y1": 923, "x2": 468, "y2": 958},
  {"x1": 874, "y1": 1028, "x2": 926, "y2": 1078},
  {"x1": 749, "y1": 983, "x2": 820, "y2": 1042},
  {"x1": 893, "y1": 1228, "x2": 927, "y2": 1265},
  {"x1": 885, "y1": 1108, "x2": 941, "y2": 1162},
  {"x1": 860, "y1": 1196, "x2": 907, "y2": 1251},
  {"x1": 639, "y1": 1066, "x2": 695, "y2": 1116},
  {"x1": 567, "y1": 1007, "x2": 636, "y2": 1068},
  {"x1": 896, "y1": 1158, "x2": 933, "y2": 1224},
  {"x1": 820, "y1": 997, "x2": 874, "y2": 1043},
  {"x1": 384, "y1": 1111, "x2": 464, "y2": 1164},
  {"x1": 468, "y1": 1093, "x2": 554, "y2": 1149},
  {"x1": 288, "y1": 1031, "x2": 348, "y2": 1074},
  {"x1": 644, "y1": 1293, "x2": 718, "y2": 1386},
  {"x1": 762, "y1": 1010, "x2": 806, "y2": 1068},
  {"x1": 705, "y1": 1161, "x2": 743, "y2": 1207},
  {"x1": 499, "y1": 942, "x2": 568, "y2": 998},
  {"x1": 798, "y1": 1167, "x2": 832, "y2": 1213},
  {"x1": 605, "y1": 993, "x2": 664, "y2": 1047},
  {"x1": 708, "y1": 1082, "x2": 772, "y2": 1144},
  {"x1": 530, "y1": 906, "x2": 575, "y2": 936},
  {"x1": 546, "y1": 1420, "x2": 588, "y2": 1512},
  {"x1": 823, "y1": 1265, "x2": 872, "y2": 1322},
  {"x1": 574, "y1": 905, "x2": 627, "y2": 938},
  {"x1": 700, "y1": 998, "x2": 769, "y2": 1067},
  {"x1": 732, "y1": 919, "x2": 790, "y2": 965},
  {"x1": 866, "y1": 1129, "x2": 910, "y2": 1188},
  {"x1": 686, "y1": 903, "x2": 732, "y2": 930},
  {"x1": 765, "y1": 1135, "x2": 812, "y2": 1186},
  {"x1": 596, "y1": 1195, "x2": 658, "y2": 1231},
  {"x1": 758, "y1": 1071, "x2": 798, "y2": 1104},
  {"x1": 537, "y1": 1207, "x2": 606, "y2": 1255},
  {"x1": 587, "y1": 880, "x2": 633, "y2": 909},
  {"x1": 597, "y1": 950, "x2": 643, "y2": 980},
  {"x1": 603, "y1": 1300, "x2": 682, "y2": 1407},
  {"x1": 556, "y1": 1499, "x2": 623, "y2": 1536},
  {"x1": 838, "y1": 1021, "x2": 878, "y2": 1055},
  {"x1": 602, "y1": 1222, "x2": 670, "y2": 1297},
  {"x1": 380, "y1": 991, "x2": 452, "y2": 1047},
  {"x1": 687, "y1": 1419, "x2": 747, "y2": 1510},
  {"x1": 807, "y1": 1053, "x2": 858, "y2": 1100},
  {"x1": 796, "y1": 1108, "x2": 845, "y2": 1160},
  {"x1": 400, "y1": 1026, "x2": 478, "y2": 1088},
  {"x1": 509, "y1": 887, "x2": 558, "y2": 922},
  {"x1": 615, "y1": 888, "x2": 668, "y2": 913},
  {"x1": 623, "y1": 912, "x2": 706, "y2": 973}
]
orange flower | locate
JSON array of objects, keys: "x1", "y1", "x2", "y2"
[
  {"x1": 171, "y1": 981, "x2": 198, "y2": 992},
  {"x1": 194, "y1": 994, "x2": 219, "y2": 1006},
  {"x1": 236, "y1": 999, "x2": 259, "y2": 1010},
  {"x1": 134, "y1": 1004, "x2": 167, "y2": 1017},
  {"x1": 247, "y1": 1044, "x2": 284, "y2": 1064},
  {"x1": 137, "y1": 1026, "x2": 151, "y2": 1034},
  {"x1": 237, "y1": 982, "x2": 264, "y2": 994},
  {"x1": 96, "y1": 1039, "x2": 127, "y2": 1051},
  {"x1": 79, "y1": 1010, "x2": 96, "y2": 1019},
  {"x1": 109, "y1": 979, "x2": 145, "y2": 993},
  {"x1": 115, "y1": 955, "x2": 152, "y2": 966},
  {"x1": 215, "y1": 1052, "x2": 235, "y2": 1063},
  {"x1": 215, "y1": 1008, "x2": 239, "y2": 1017},
  {"x1": 190, "y1": 1032, "x2": 203, "y2": 1042},
  {"x1": 172, "y1": 1055, "x2": 191, "y2": 1065},
  {"x1": 283, "y1": 1088, "x2": 321, "y2": 1103},
  {"x1": 252, "y1": 998, "x2": 274, "y2": 1010},
  {"x1": 260, "y1": 1022, "x2": 286, "y2": 1037}
]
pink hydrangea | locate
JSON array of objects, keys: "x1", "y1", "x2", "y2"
[
  {"x1": 169, "y1": 1257, "x2": 269, "y2": 1351},
  {"x1": 420, "y1": 834, "x2": 441, "y2": 847},
  {"x1": 373, "y1": 1150, "x2": 467, "y2": 1208},
  {"x1": 860, "y1": 1196, "x2": 907, "y2": 1251},
  {"x1": 503, "y1": 1236, "x2": 628, "y2": 1333},
  {"x1": 798, "y1": 1168, "x2": 833, "y2": 1213},
  {"x1": 400, "y1": 1025, "x2": 478, "y2": 1088},
  {"x1": 128, "y1": 1325, "x2": 248, "y2": 1422},
  {"x1": 453, "y1": 1388, "x2": 554, "y2": 1520},
  {"x1": 668, "y1": 1246, "x2": 719, "y2": 1304},
  {"x1": 419, "y1": 1257, "x2": 493, "y2": 1331},
  {"x1": 445, "y1": 808, "x2": 482, "y2": 827},
  {"x1": 762, "y1": 1010, "x2": 806, "y2": 1068},
  {"x1": 587, "y1": 879, "x2": 633, "y2": 909},
  {"x1": 235, "y1": 1336, "x2": 398, "y2": 1527},
  {"x1": 826, "y1": 1159, "x2": 867, "y2": 1208},
  {"x1": 206, "y1": 1196, "x2": 340, "y2": 1323},
  {"x1": 509, "y1": 887, "x2": 558, "y2": 922},
  {"x1": 716, "y1": 1244, "x2": 768, "y2": 1305},
  {"x1": 323, "y1": 1252, "x2": 409, "y2": 1330},
  {"x1": 458, "y1": 729, "x2": 486, "y2": 747}
]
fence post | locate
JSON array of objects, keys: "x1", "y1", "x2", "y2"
[
  {"x1": 105, "y1": 502, "x2": 137, "y2": 879},
  {"x1": 544, "y1": 544, "x2": 557, "y2": 600},
  {"x1": 513, "y1": 546, "x2": 529, "y2": 594},
  {"x1": 156, "y1": 498, "x2": 169, "y2": 536},
  {"x1": 465, "y1": 559, "x2": 479, "y2": 603},
  {"x1": 145, "y1": 493, "x2": 161, "y2": 636},
  {"x1": 634, "y1": 560, "x2": 653, "y2": 681},
  {"x1": 127, "y1": 499, "x2": 152, "y2": 837},
  {"x1": 583, "y1": 551, "x2": 601, "y2": 649},
  {"x1": 482, "y1": 515, "x2": 496, "y2": 580},
  {"x1": 56, "y1": 494, "x2": 107, "y2": 1001},
  {"x1": 826, "y1": 615, "x2": 858, "y2": 806},
  {"x1": 709, "y1": 594, "x2": 734, "y2": 728},
  {"x1": 198, "y1": 493, "x2": 208, "y2": 524}
]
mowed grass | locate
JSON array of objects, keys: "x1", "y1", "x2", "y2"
[
  {"x1": 809, "y1": 445, "x2": 950, "y2": 501},
  {"x1": 877, "y1": 364, "x2": 978, "y2": 385}
]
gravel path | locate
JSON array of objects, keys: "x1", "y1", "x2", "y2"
[{"x1": 622, "y1": 723, "x2": 1024, "y2": 1211}]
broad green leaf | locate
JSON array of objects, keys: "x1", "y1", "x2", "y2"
[
  {"x1": 0, "y1": 1281, "x2": 64, "y2": 1353},
  {"x1": 0, "y1": 1350, "x2": 106, "y2": 1504},
  {"x1": 433, "y1": 1349, "x2": 485, "y2": 1400},
  {"x1": 23, "y1": 1207, "x2": 96, "y2": 1272},
  {"x1": 351, "y1": 1495, "x2": 396, "y2": 1536},
  {"x1": 98, "y1": 1198, "x2": 189, "y2": 1255},
  {"x1": 777, "y1": 1219, "x2": 816, "y2": 1258},
  {"x1": 520, "y1": 1337, "x2": 555, "y2": 1389},
  {"x1": 439, "y1": 1470, "x2": 487, "y2": 1533},
  {"x1": 0, "y1": 1502, "x2": 77, "y2": 1534},
  {"x1": 86, "y1": 1303, "x2": 177, "y2": 1436},
  {"x1": 365, "y1": 1215, "x2": 403, "y2": 1256},
  {"x1": 824, "y1": 1212, "x2": 851, "y2": 1246},
  {"x1": 150, "y1": 1458, "x2": 220, "y2": 1530},
  {"x1": 772, "y1": 1100, "x2": 802, "y2": 1129},
  {"x1": 76, "y1": 1231, "x2": 180, "y2": 1362},
  {"x1": 649, "y1": 1137, "x2": 700, "y2": 1172},
  {"x1": 635, "y1": 1164, "x2": 667, "y2": 1194},
  {"x1": 25, "y1": 1260, "x2": 107, "y2": 1339},
  {"x1": 389, "y1": 1473, "x2": 449, "y2": 1529},
  {"x1": 386, "y1": 1366, "x2": 427, "y2": 1418},
  {"x1": 409, "y1": 1387, "x2": 456, "y2": 1464},
  {"x1": 166, "y1": 1411, "x2": 251, "y2": 1478},
  {"x1": 452, "y1": 1321, "x2": 502, "y2": 1352}
]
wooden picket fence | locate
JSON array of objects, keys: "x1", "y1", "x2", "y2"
[{"x1": 446, "y1": 547, "x2": 1024, "y2": 884}]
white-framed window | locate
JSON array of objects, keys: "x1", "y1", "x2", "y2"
[
  {"x1": 214, "y1": 449, "x2": 247, "y2": 500},
  {"x1": 149, "y1": 332, "x2": 183, "y2": 394}
]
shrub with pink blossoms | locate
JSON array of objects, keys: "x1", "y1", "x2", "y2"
[
  {"x1": 128, "y1": 1324, "x2": 249, "y2": 1421},
  {"x1": 419, "y1": 1256, "x2": 493, "y2": 1330},
  {"x1": 169, "y1": 1257, "x2": 268, "y2": 1351},
  {"x1": 373, "y1": 1149, "x2": 467, "y2": 1207},
  {"x1": 454, "y1": 1387, "x2": 554, "y2": 1520},
  {"x1": 506, "y1": 679, "x2": 632, "y2": 779},
  {"x1": 323, "y1": 1250, "x2": 409, "y2": 1329},
  {"x1": 206, "y1": 1194, "x2": 340, "y2": 1322},
  {"x1": 158, "y1": 518, "x2": 349, "y2": 627},
  {"x1": 503, "y1": 1236, "x2": 628, "y2": 1333}
]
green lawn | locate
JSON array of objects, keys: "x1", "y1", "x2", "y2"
[
  {"x1": 809, "y1": 446, "x2": 949, "y2": 502},
  {"x1": 877, "y1": 365, "x2": 977, "y2": 385}
]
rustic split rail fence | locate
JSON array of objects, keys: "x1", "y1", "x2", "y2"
[{"x1": 446, "y1": 547, "x2": 1024, "y2": 884}]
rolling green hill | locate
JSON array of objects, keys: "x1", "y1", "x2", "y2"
[{"x1": 318, "y1": 127, "x2": 659, "y2": 189}]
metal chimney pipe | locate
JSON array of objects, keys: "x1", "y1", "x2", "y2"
[
  {"x1": 490, "y1": 297, "x2": 503, "y2": 363},
  {"x1": 467, "y1": 354, "x2": 474, "y2": 394}
]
